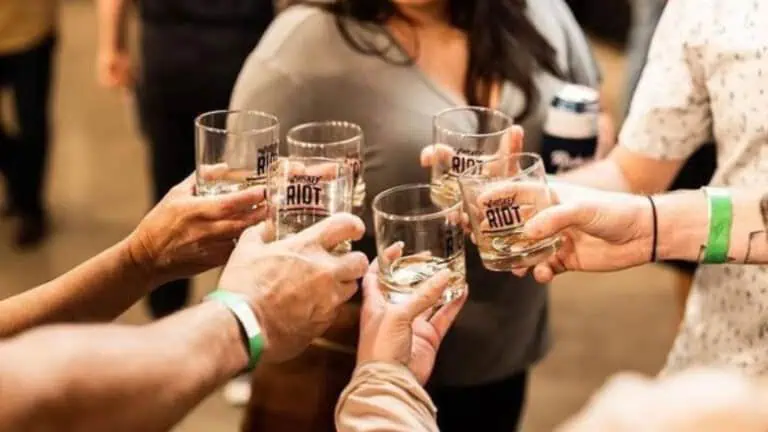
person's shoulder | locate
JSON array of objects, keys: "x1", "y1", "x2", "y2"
[{"x1": 255, "y1": 5, "x2": 339, "y2": 60}]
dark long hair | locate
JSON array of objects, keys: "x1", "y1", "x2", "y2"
[{"x1": 310, "y1": 0, "x2": 563, "y2": 121}]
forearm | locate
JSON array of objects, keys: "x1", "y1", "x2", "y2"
[
  {"x1": 0, "y1": 302, "x2": 247, "y2": 432},
  {"x1": 336, "y1": 362, "x2": 438, "y2": 432},
  {"x1": 97, "y1": 0, "x2": 129, "y2": 53},
  {"x1": 0, "y1": 238, "x2": 153, "y2": 337},
  {"x1": 558, "y1": 147, "x2": 682, "y2": 195},
  {"x1": 556, "y1": 158, "x2": 633, "y2": 192},
  {"x1": 655, "y1": 189, "x2": 768, "y2": 264}
]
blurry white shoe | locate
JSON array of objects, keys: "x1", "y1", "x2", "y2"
[{"x1": 223, "y1": 374, "x2": 252, "y2": 407}]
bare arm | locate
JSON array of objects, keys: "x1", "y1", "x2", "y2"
[
  {"x1": 559, "y1": 0, "x2": 709, "y2": 196},
  {"x1": 0, "y1": 179, "x2": 267, "y2": 337},
  {"x1": 0, "y1": 302, "x2": 247, "y2": 432},
  {"x1": 97, "y1": 0, "x2": 129, "y2": 54},
  {"x1": 0, "y1": 239, "x2": 152, "y2": 336},
  {"x1": 558, "y1": 146, "x2": 685, "y2": 194},
  {"x1": 655, "y1": 189, "x2": 768, "y2": 265}
]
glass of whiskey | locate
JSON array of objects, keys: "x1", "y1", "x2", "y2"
[
  {"x1": 430, "y1": 106, "x2": 515, "y2": 208},
  {"x1": 195, "y1": 110, "x2": 279, "y2": 196},
  {"x1": 267, "y1": 157, "x2": 353, "y2": 253},
  {"x1": 287, "y1": 121, "x2": 365, "y2": 216},
  {"x1": 372, "y1": 184, "x2": 467, "y2": 305},
  {"x1": 458, "y1": 153, "x2": 560, "y2": 271}
]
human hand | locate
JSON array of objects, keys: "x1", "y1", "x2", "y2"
[
  {"x1": 357, "y1": 246, "x2": 467, "y2": 385},
  {"x1": 218, "y1": 213, "x2": 369, "y2": 363},
  {"x1": 558, "y1": 369, "x2": 768, "y2": 432},
  {"x1": 126, "y1": 175, "x2": 269, "y2": 285},
  {"x1": 515, "y1": 182, "x2": 652, "y2": 282},
  {"x1": 97, "y1": 48, "x2": 134, "y2": 89}
]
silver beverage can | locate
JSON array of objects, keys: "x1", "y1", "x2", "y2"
[{"x1": 541, "y1": 84, "x2": 599, "y2": 174}]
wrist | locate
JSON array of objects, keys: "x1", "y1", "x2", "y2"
[
  {"x1": 171, "y1": 302, "x2": 249, "y2": 383},
  {"x1": 206, "y1": 290, "x2": 267, "y2": 369},
  {"x1": 201, "y1": 301, "x2": 251, "y2": 374},
  {"x1": 654, "y1": 191, "x2": 709, "y2": 262},
  {"x1": 118, "y1": 235, "x2": 159, "y2": 290}
]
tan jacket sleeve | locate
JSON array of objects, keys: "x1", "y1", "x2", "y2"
[{"x1": 335, "y1": 362, "x2": 439, "y2": 432}]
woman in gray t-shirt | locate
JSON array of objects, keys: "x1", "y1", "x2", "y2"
[{"x1": 231, "y1": 1, "x2": 599, "y2": 430}]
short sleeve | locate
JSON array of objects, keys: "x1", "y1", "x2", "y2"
[
  {"x1": 229, "y1": 51, "x2": 314, "y2": 154},
  {"x1": 619, "y1": 0, "x2": 713, "y2": 160}
]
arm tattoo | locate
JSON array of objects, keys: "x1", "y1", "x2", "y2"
[
  {"x1": 697, "y1": 244, "x2": 707, "y2": 262},
  {"x1": 743, "y1": 193, "x2": 768, "y2": 263}
]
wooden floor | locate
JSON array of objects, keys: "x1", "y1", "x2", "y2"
[{"x1": 0, "y1": 2, "x2": 679, "y2": 431}]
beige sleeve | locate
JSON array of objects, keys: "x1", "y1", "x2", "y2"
[
  {"x1": 620, "y1": 0, "x2": 713, "y2": 160},
  {"x1": 335, "y1": 362, "x2": 439, "y2": 432}
]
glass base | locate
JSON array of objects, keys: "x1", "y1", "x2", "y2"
[
  {"x1": 481, "y1": 237, "x2": 561, "y2": 271},
  {"x1": 383, "y1": 284, "x2": 466, "y2": 307}
]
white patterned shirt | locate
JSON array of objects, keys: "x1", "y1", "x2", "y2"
[{"x1": 621, "y1": 0, "x2": 768, "y2": 375}]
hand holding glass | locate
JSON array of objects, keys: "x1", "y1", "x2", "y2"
[
  {"x1": 430, "y1": 106, "x2": 515, "y2": 207},
  {"x1": 373, "y1": 184, "x2": 466, "y2": 306},
  {"x1": 195, "y1": 110, "x2": 279, "y2": 196},
  {"x1": 287, "y1": 121, "x2": 365, "y2": 214},
  {"x1": 458, "y1": 153, "x2": 560, "y2": 270},
  {"x1": 268, "y1": 157, "x2": 353, "y2": 253}
]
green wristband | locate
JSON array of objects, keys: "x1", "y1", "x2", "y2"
[
  {"x1": 206, "y1": 290, "x2": 264, "y2": 370},
  {"x1": 702, "y1": 187, "x2": 733, "y2": 264}
]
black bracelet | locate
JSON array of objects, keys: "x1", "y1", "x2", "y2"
[{"x1": 647, "y1": 195, "x2": 658, "y2": 262}]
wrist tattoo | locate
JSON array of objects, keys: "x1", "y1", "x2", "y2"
[
  {"x1": 696, "y1": 244, "x2": 707, "y2": 262},
  {"x1": 743, "y1": 193, "x2": 768, "y2": 263}
]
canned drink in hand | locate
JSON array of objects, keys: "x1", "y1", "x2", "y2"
[{"x1": 541, "y1": 84, "x2": 599, "y2": 174}]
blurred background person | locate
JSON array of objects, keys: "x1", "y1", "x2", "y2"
[
  {"x1": 96, "y1": 0, "x2": 276, "y2": 406},
  {"x1": 0, "y1": 0, "x2": 58, "y2": 248},
  {"x1": 231, "y1": 1, "x2": 609, "y2": 431},
  {"x1": 95, "y1": 0, "x2": 274, "y2": 323}
]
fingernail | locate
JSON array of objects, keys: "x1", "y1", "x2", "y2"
[{"x1": 394, "y1": 241, "x2": 405, "y2": 250}]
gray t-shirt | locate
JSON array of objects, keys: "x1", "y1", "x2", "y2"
[{"x1": 231, "y1": 2, "x2": 598, "y2": 386}]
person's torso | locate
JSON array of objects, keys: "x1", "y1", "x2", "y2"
[
  {"x1": 250, "y1": 3, "x2": 596, "y2": 385},
  {"x1": 663, "y1": 0, "x2": 768, "y2": 376},
  {"x1": 0, "y1": 0, "x2": 57, "y2": 56}
]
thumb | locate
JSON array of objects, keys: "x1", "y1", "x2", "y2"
[
  {"x1": 400, "y1": 270, "x2": 453, "y2": 321},
  {"x1": 524, "y1": 203, "x2": 596, "y2": 240}
]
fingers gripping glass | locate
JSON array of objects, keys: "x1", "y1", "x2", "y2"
[
  {"x1": 195, "y1": 110, "x2": 279, "y2": 196},
  {"x1": 287, "y1": 121, "x2": 365, "y2": 214},
  {"x1": 268, "y1": 157, "x2": 354, "y2": 253},
  {"x1": 430, "y1": 106, "x2": 515, "y2": 208},
  {"x1": 458, "y1": 153, "x2": 560, "y2": 271},
  {"x1": 373, "y1": 184, "x2": 466, "y2": 306}
]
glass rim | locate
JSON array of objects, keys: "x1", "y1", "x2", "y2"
[
  {"x1": 269, "y1": 155, "x2": 351, "y2": 177},
  {"x1": 287, "y1": 120, "x2": 363, "y2": 148},
  {"x1": 372, "y1": 183, "x2": 462, "y2": 222},
  {"x1": 433, "y1": 106, "x2": 515, "y2": 139},
  {"x1": 458, "y1": 152, "x2": 544, "y2": 181},
  {"x1": 194, "y1": 110, "x2": 279, "y2": 136}
]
